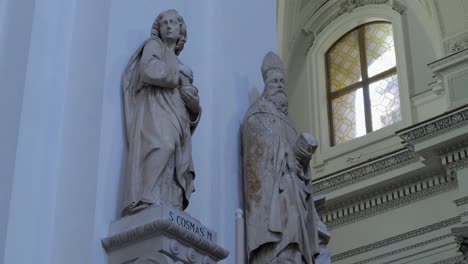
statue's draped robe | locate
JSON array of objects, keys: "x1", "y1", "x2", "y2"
[
  {"x1": 313, "y1": 196, "x2": 332, "y2": 264},
  {"x1": 242, "y1": 98, "x2": 319, "y2": 263},
  {"x1": 316, "y1": 219, "x2": 332, "y2": 264},
  {"x1": 121, "y1": 36, "x2": 200, "y2": 214}
]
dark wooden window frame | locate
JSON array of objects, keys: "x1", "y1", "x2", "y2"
[{"x1": 326, "y1": 21, "x2": 397, "y2": 146}]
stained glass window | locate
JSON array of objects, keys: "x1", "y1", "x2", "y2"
[{"x1": 326, "y1": 22, "x2": 400, "y2": 145}]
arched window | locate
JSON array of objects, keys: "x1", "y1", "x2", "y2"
[{"x1": 326, "y1": 22, "x2": 400, "y2": 146}]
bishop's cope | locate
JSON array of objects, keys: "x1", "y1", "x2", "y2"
[{"x1": 242, "y1": 52, "x2": 321, "y2": 264}]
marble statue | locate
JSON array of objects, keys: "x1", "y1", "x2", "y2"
[
  {"x1": 241, "y1": 51, "x2": 321, "y2": 263},
  {"x1": 314, "y1": 196, "x2": 332, "y2": 264},
  {"x1": 121, "y1": 9, "x2": 201, "y2": 216}
]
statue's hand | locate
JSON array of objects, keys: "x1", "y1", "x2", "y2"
[
  {"x1": 180, "y1": 85, "x2": 200, "y2": 114},
  {"x1": 295, "y1": 133, "x2": 318, "y2": 167}
]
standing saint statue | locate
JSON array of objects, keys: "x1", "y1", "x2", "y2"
[
  {"x1": 242, "y1": 52, "x2": 321, "y2": 263},
  {"x1": 121, "y1": 9, "x2": 201, "y2": 216}
]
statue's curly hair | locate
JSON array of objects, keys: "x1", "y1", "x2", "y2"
[{"x1": 151, "y1": 9, "x2": 187, "y2": 55}]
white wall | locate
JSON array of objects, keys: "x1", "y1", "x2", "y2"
[
  {"x1": 404, "y1": 1, "x2": 439, "y2": 95},
  {"x1": 3, "y1": 0, "x2": 78, "y2": 263},
  {"x1": 0, "y1": 0, "x2": 35, "y2": 261},
  {"x1": 330, "y1": 190, "x2": 459, "y2": 260},
  {"x1": 3, "y1": 0, "x2": 109, "y2": 263},
  {"x1": 434, "y1": 0, "x2": 468, "y2": 39},
  {"x1": 200, "y1": 0, "x2": 278, "y2": 251},
  {"x1": 50, "y1": 0, "x2": 111, "y2": 263}
]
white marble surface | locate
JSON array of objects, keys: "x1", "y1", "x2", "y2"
[{"x1": 102, "y1": 206, "x2": 228, "y2": 263}]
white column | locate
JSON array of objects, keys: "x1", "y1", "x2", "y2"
[
  {"x1": 235, "y1": 209, "x2": 245, "y2": 264},
  {"x1": 2, "y1": 0, "x2": 112, "y2": 263},
  {"x1": 3, "y1": 0, "x2": 76, "y2": 263},
  {"x1": 0, "y1": 0, "x2": 35, "y2": 261},
  {"x1": 49, "y1": 0, "x2": 110, "y2": 263}
]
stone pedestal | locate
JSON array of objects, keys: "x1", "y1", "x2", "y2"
[{"x1": 102, "y1": 206, "x2": 229, "y2": 264}]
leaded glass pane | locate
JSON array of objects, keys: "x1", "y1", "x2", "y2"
[
  {"x1": 327, "y1": 30, "x2": 362, "y2": 92},
  {"x1": 369, "y1": 74, "x2": 401, "y2": 130},
  {"x1": 365, "y1": 23, "x2": 396, "y2": 77},
  {"x1": 332, "y1": 88, "x2": 366, "y2": 144}
]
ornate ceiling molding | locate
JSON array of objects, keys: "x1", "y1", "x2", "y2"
[
  {"x1": 444, "y1": 31, "x2": 468, "y2": 55},
  {"x1": 429, "y1": 48, "x2": 468, "y2": 72},
  {"x1": 455, "y1": 196, "x2": 468, "y2": 207},
  {"x1": 301, "y1": 0, "x2": 405, "y2": 53},
  {"x1": 282, "y1": 0, "x2": 406, "y2": 64},
  {"x1": 331, "y1": 216, "x2": 461, "y2": 262},
  {"x1": 351, "y1": 234, "x2": 454, "y2": 264},
  {"x1": 313, "y1": 149, "x2": 418, "y2": 194},
  {"x1": 447, "y1": 158, "x2": 468, "y2": 173},
  {"x1": 322, "y1": 172, "x2": 457, "y2": 229},
  {"x1": 398, "y1": 106, "x2": 468, "y2": 145},
  {"x1": 339, "y1": 0, "x2": 405, "y2": 15},
  {"x1": 438, "y1": 144, "x2": 468, "y2": 179},
  {"x1": 430, "y1": 255, "x2": 465, "y2": 264}
]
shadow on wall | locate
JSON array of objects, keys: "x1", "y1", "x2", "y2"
[
  {"x1": 249, "y1": 86, "x2": 261, "y2": 105},
  {"x1": 234, "y1": 72, "x2": 263, "y2": 210},
  {"x1": 105, "y1": 52, "x2": 131, "y2": 219}
]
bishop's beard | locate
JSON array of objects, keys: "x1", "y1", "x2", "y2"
[{"x1": 266, "y1": 90, "x2": 288, "y2": 116}]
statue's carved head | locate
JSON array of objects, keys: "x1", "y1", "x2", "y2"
[
  {"x1": 261, "y1": 51, "x2": 284, "y2": 82},
  {"x1": 261, "y1": 52, "x2": 288, "y2": 114},
  {"x1": 151, "y1": 9, "x2": 187, "y2": 55}
]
